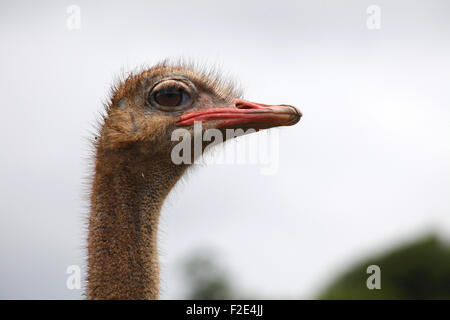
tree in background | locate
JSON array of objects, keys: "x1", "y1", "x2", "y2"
[
  {"x1": 182, "y1": 234, "x2": 450, "y2": 299},
  {"x1": 182, "y1": 249, "x2": 236, "y2": 300},
  {"x1": 318, "y1": 234, "x2": 450, "y2": 299}
]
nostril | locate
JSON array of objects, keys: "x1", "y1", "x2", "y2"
[
  {"x1": 235, "y1": 99, "x2": 265, "y2": 110},
  {"x1": 235, "y1": 102, "x2": 253, "y2": 109}
]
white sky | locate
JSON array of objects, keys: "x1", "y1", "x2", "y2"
[{"x1": 0, "y1": 0, "x2": 449, "y2": 299}]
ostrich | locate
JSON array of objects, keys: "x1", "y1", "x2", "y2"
[{"x1": 87, "y1": 62, "x2": 301, "y2": 299}]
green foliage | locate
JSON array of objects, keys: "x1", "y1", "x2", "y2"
[
  {"x1": 182, "y1": 250, "x2": 236, "y2": 300},
  {"x1": 182, "y1": 234, "x2": 450, "y2": 300},
  {"x1": 318, "y1": 234, "x2": 450, "y2": 299}
]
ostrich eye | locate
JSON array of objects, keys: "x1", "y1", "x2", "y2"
[
  {"x1": 148, "y1": 80, "x2": 194, "y2": 112},
  {"x1": 154, "y1": 86, "x2": 185, "y2": 107}
]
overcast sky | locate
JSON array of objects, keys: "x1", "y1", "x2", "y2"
[{"x1": 1, "y1": 0, "x2": 449, "y2": 299}]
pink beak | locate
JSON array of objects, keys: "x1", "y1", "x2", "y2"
[{"x1": 177, "y1": 99, "x2": 301, "y2": 130}]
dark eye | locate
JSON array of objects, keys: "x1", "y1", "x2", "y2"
[
  {"x1": 154, "y1": 86, "x2": 184, "y2": 107},
  {"x1": 147, "y1": 79, "x2": 195, "y2": 111},
  {"x1": 148, "y1": 83, "x2": 193, "y2": 112}
]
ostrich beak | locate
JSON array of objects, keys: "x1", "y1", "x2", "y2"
[{"x1": 176, "y1": 99, "x2": 302, "y2": 130}]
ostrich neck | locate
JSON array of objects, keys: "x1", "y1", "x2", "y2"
[{"x1": 87, "y1": 146, "x2": 186, "y2": 299}]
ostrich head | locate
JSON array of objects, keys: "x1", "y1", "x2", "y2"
[
  {"x1": 97, "y1": 63, "x2": 301, "y2": 155},
  {"x1": 88, "y1": 62, "x2": 302, "y2": 299}
]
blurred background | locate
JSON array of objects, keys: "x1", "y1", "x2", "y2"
[{"x1": 1, "y1": 0, "x2": 449, "y2": 299}]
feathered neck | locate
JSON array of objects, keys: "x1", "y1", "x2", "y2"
[{"x1": 87, "y1": 144, "x2": 186, "y2": 299}]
